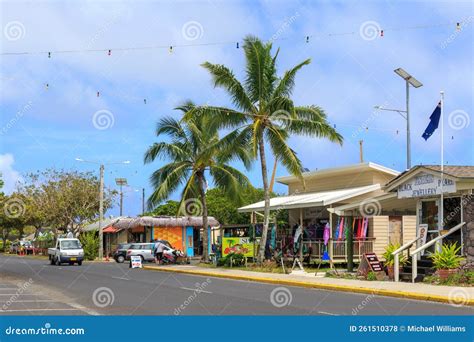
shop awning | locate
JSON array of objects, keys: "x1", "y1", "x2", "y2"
[
  {"x1": 102, "y1": 226, "x2": 119, "y2": 233},
  {"x1": 327, "y1": 193, "x2": 417, "y2": 216},
  {"x1": 237, "y1": 184, "x2": 381, "y2": 212}
]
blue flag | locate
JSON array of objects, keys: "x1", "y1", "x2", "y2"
[{"x1": 422, "y1": 101, "x2": 441, "y2": 140}]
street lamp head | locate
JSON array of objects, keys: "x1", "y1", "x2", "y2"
[
  {"x1": 75, "y1": 157, "x2": 84, "y2": 162},
  {"x1": 394, "y1": 68, "x2": 423, "y2": 88},
  {"x1": 123, "y1": 161, "x2": 131, "y2": 164},
  {"x1": 374, "y1": 105, "x2": 382, "y2": 110}
]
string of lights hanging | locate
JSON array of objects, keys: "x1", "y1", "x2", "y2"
[{"x1": 0, "y1": 20, "x2": 466, "y2": 57}]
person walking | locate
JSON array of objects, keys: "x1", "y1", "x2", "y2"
[{"x1": 154, "y1": 240, "x2": 165, "y2": 264}]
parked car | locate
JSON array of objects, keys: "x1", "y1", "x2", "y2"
[
  {"x1": 48, "y1": 238, "x2": 84, "y2": 266},
  {"x1": 126, "y1": 243, "x2": 155, "y2": 262},
  {"x1": 10, "y1": 240, "x2": 34, "y2": 255},
  {"x1": 113, "y1": 243, "x2": 131, "y2": 263}
]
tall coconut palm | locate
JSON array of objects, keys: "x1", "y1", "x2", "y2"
[
  {"x1": 144, "y1": 102, "x2": 252, "y2": 262},
  {"x1": 185, "y1": 35, "x2": 343, "y2": 263}
]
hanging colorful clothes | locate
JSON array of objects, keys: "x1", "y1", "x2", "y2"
[{"x1": 323, "y1": 223, "x2": 330, "y2": 246}]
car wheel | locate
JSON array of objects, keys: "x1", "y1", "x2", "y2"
[
  {"x1": 50, "y1": 256, "x2": 54, "y2": 265},
  {"x1": 78, "y1": 261, "x2": 82, "y2": 266},
  {"x1": 117, "y1": 255, "x2": 125, "y2": 263},
  {"x1": 139, "y1": 255, "x2": 144, "y2": 263},
  {"x1": 55, "y1": 256, "x2": 61, "y2": 266}
]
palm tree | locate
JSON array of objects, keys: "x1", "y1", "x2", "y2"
[
  {"x1": 185, "y1": 35, "x2": 343, "y2": 263},
  {"x1": 144, "y1": 102, "x2": 252, "y2": 262}
]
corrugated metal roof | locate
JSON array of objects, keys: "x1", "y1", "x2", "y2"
[{"x1": 237, "y1": 184, "x2": 381, "y2": 212}]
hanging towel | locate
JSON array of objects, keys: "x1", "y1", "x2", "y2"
[{"x1": 362, "y1": 218, "x2": 369, "y2": 238}]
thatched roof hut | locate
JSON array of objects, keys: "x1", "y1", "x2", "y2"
[{"x1": 112, "y1": 215, "x2": 220, "y2": 230}]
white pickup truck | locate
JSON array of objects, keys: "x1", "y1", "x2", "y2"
[{"x1": 48, "y1": 238, "x2": 84, "y2": 266}]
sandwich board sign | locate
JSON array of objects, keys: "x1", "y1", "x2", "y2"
[
  {"x1": 358, "y1": 253, "x2": 385, "y2": 280},
  {"x1": 130, "y1": 255, "x2": 142, "y2": 269}
]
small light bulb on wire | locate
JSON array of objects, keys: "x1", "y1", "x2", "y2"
[
  {"x1": 48, "y1": 52, "x2": 51, "y2": 58},
  {"x1": 236, "y1": 42, "x2": 239, "y2": 49},
  {"x1": 456, "y1": 22, "x2": 461, "y2": 31},
  {"x1": 108, "y1": 49, "x2": 111, "y2": 56},
  {"x1": 169, "y1": 46, "x2": 173, "y2": 54},
  {"x1": 380, "y1": 30, "x2": 384, "y2": 37},
  {"x1": 306, "y1": 36, "x2": 309, "y2": 43},
  {"x1": 97, "y1": 91, "x2": 100, "y2": 97}
]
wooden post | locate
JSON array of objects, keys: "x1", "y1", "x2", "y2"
[
  {"x1": 299, "y1": 208, "x2": 304, "y2": 261},
  {"x1": 359, "y1": 140, "x2": 364, "y2": 163}
]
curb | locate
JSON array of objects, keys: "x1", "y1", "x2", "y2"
[{"x1": 143, "y1": 266, "x2": 474, "y2": 306}]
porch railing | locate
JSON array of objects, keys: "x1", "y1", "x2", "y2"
[
  {"x1": 392, "y1": 237, "x2": 421, "y2": 282},
  {"x1": 410, "y1": 222, "x2": 465, "y2": 283},
  {"x1": 331, "y1": 238, "x2": 376, "y2": 260}
]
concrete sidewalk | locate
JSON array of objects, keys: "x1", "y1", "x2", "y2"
[{"x1": 143, "y1": 264, "x2": 474, "y2": 306}]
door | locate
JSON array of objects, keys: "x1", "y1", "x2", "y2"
[
  {"x1": 389, "y1": 216, "x2": 402, "y2": 245},
  {"x1": 418, "y1": 199, "x2": 439, "y2": 253},
  {"x1": 185, "y1": 227, "x2": 194, "y2": 257}
]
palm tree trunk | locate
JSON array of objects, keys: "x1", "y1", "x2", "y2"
[
  {"x1": 258, "y1": 136, "x2": 270, "y2": 264},
  {"x1": 197, "y1": 172, "x2": 209, "y2": 263}
]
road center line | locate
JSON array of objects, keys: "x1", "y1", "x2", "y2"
[
  {"x1": 180, "y1": 287, "x2": 212, "y2": 294},
  {"x1": 317, "y1": 311, "x2": 340, "y2": 316}
]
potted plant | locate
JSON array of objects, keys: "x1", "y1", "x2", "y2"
[
  {"x1": 430, "y1": 243, "x2": 464, "y2": 280},
  {"x1": 382, "y1": 243, "x2": 407, "y2": 280}
]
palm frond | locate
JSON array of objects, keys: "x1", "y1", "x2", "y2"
[
  {"x1": 201, "y1": 62, "x2": 256, "y2": 113},
  {"x1": 272, "y1": 59, "x2": 311, "y2": 99}
]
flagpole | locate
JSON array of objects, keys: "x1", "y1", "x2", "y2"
[{"x1": 440, "y1": 91, "x2": 444, "y2": 240}]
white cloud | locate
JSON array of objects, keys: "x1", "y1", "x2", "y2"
[{"x1": 0, "y1": 153, "x2": 22, "y2": 194}]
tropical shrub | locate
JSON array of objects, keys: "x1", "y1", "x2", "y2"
[
  {"x1": 430, "y1": 243, "x2": 464, "y2": 270},
  {"x1": 382, "y1": 243, "x2": 407, "y2": 267},
  {"x1": 79, "y1": 232, "x2": 99, "y2": 260},
  {"x1": 217, "y1": 252, "x2": 245, "y2": 267}
]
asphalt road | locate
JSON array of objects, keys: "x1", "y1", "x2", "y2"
[{"x1": 0, "y1": 254, "x2": 472, "y2": 316}]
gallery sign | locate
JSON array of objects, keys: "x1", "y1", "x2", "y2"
[{"x1": 397, "y1": 172, "x2": 456, "y2": 199}]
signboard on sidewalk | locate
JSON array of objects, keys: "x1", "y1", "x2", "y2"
[
  {"x1": 397, "y1": 172, "x2": 456, "y2": 199},
  {"x1": 130, "y1": 256, "x2": 142, "y2": 269},
  {"x1": 418, "y1": 224, "x2": 429, "y2": 256},
  {"x1": 222, "y1": 237, "x2": 259, "y2": 257},
  {"x1": 358, "y1": 253, "x2": 385, "y2": 280}
]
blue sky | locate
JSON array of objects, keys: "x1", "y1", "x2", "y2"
[{"x1": 1, "y1": 0, "x2": 473, "y2": 217}]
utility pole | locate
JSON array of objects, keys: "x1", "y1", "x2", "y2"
[
  {"x1": 142, "y1": 188, "x2": 145, "y2": 215},
  {"x1": 406, "y1": 80, "x2": 411, "y2": 169},
  {"x1": 119, "y1": 184, "x2": 123, "y2": 216},
  {"x1": 375, "y1": 68, "x2": 422, "y2": 170},
  {"x1": 359, "y1": 140, "x2": 364, "y2": 163},
  {"x1": 99, "y1": 164, "x2": 104, "y2": 260},
  {"x1": 75, "y1": 158, "x2": 130, "y2": 260}
]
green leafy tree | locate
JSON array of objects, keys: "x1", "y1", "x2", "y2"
[
  {"x1": 17, "y1": 169, "x2": 116, "y2": 237},
  {"x1": 145, "y1": 200, "x2": 180, "y2": 216},
  {"x1": 185, "y1": 36, "x2": 343, "y2": 262},
  {"x1": 144, "y1": 102, "x2": 252, "y2": 262},
  {"x1": 79, "y1": 231, "x2": 100, "y2": 260}
]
